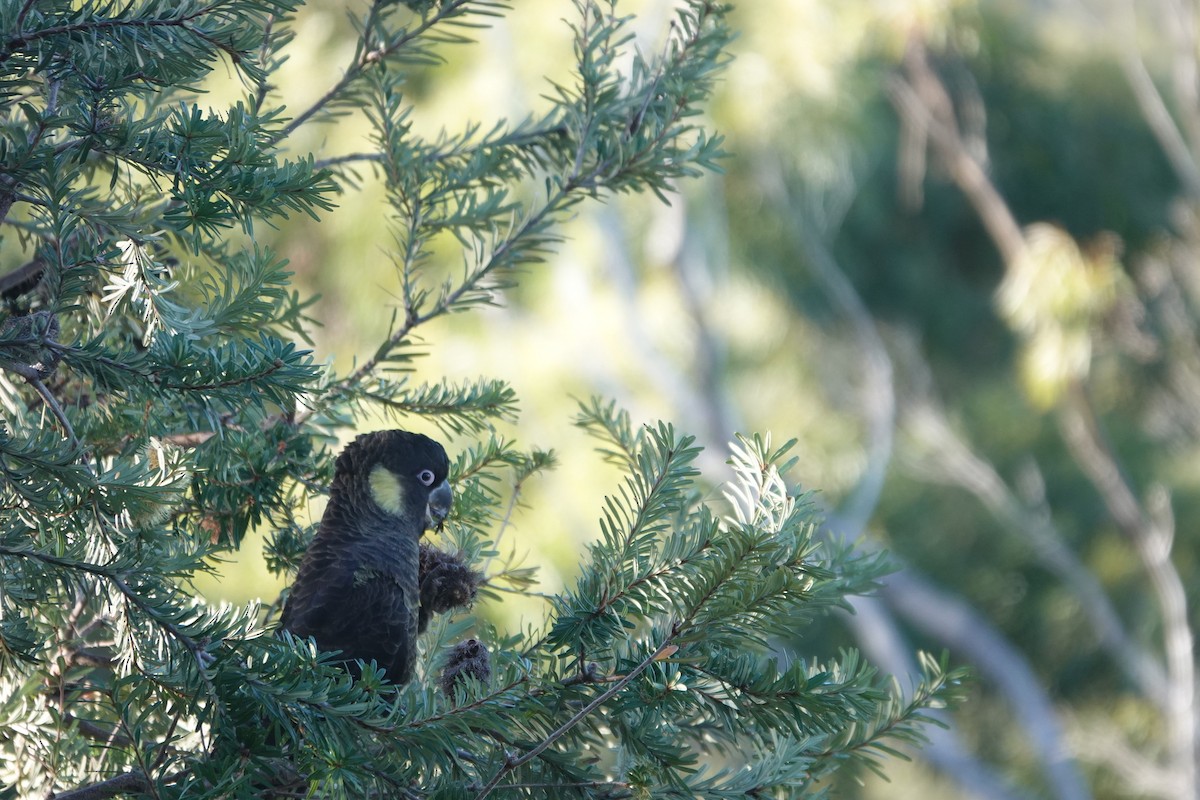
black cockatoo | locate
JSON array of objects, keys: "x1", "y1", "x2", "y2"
[{"x1": 281, "y1": 430, "x2": 476, "y2": 686}]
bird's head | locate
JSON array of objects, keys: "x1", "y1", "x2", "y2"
[{"x1": 334, "y1": 429, "x2": 453, "y2": 532}]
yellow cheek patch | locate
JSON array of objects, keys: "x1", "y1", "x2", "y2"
[{"x1": 368, "y1": 465, "x2": 406, "y2": 515}]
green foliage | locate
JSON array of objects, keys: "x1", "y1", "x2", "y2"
[{"x1": 0, "y1": 0, "x2": 959, "y2": 797}]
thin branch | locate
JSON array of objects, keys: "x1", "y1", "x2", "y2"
[
  {"x1": 160, "y1": 357, "x2": 285, "y2": 392},
  {"x1": 1057, "y1": 384, "x2": 1196, "y2": 800},
  {"x1": 1114, "y1": 3, "x2": 1200, "y2": 199},
  {"x1": 0, "y1": 545, "x2": 211, "y2": 671},
  {"x1": 898, "y1": 373, "x2": 1168, "y2": 707},
  {"x1": 481, "y1": 468, "x2": 531, "y2": 575},
  {"x1": 297, "y1": 176, "x2": 574, "y2": 425},
  {"x1": 159, "y1": 431, "x2": 218, "y2": 448},
  {"x1": 0, "y1": 3, "x2": 237, "y2": 64},
  {"x1": 28, "y1": 376, "x2": 85, "y2": 457},
  {"x1": 312, "y1": 152, "x2": 384, "y2": 170},
  {"x1": 594, "y1": 207, "x2": 726, "y2": 475},
  {"x1": 1161, "y1": 0, "x2": 1200, "y2": 154},
  {"x1": 475, "y1": 634, "x2": 678, "y2": 800},
  {"x1": 890, "y1": 31, "x2": 1194, "y2": 799},
  {"x1": 765, "y1": 165, "x2": 894, "y2": 535},
  {"x1": 49, "y1": 768, "x2": 189, "y2": 800},
  {"x1": 880, "y1": 569, "x2": 1092, "y2": 800},
  {"x1": 847, "y1": 596, "x2": 1027, "y2": 800},
  {"x1": 1066, "y1": 714, "x2": 1182, "y2": 799},
  {"x1": 275, "y1": 0, "x2": 474, "y2": 141},
  {"x1": 0, "y1": 190, "x2": 14, "y2": 229},
  {"x1": 49, "y1": 771, "x2": 149, "y2": 800},
  {"x1": 490, "y1": 781, "x2": 630, "y2": 794},
  {"x1": 2, "y1": 4, "x2": 215, "y2": 43},
  {"x1": 62, "y1": 713, "x2": 135, "y2": 749},
  {"x1": 887, "y1": 38, "x2": 1028, "y2": 267},
  {"x1": 14, "y1": 0, "x2": 38, "y2": 31},
  {"x1": 753, "y1": 131, "x2": 1031, "y2": 800},
  {"x1": 250, "y1": 13, "x2": 277, "y2": 114},
  {"x1": 758, "y1": 57, "x2": 1092, "y2": 797},
  {"x1": 788, "y1": 195, "x2": 1053, "y2": 800}
]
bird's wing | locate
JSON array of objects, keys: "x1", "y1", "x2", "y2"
[
  {"x1": 283, "y1": 546, "x2": 418, "y2": 683},
  {"x1": 279, "y1": 539, "x2": 345, "y2": 636},
  {"x1": 346, "y1": 568, "x2": 419, "y2": 682}
]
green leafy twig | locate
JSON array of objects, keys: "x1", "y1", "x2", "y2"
[{"x1": 475, "y1": 634, "x2": 680, "y2": 800}]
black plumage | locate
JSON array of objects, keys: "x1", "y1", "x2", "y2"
[{"x1": 280, "y1": 430, "x2": 453, "y2": 686}]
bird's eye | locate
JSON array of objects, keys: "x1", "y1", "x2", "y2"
[{"x1": 417, "y1": 469, "x2": 436, "y2": 487}]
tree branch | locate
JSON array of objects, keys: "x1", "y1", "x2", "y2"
[
  {"x1": 0, "y1": 545, "x2": 213, "y2": 674},
  {"x1": 475, "y1": 635, "x2": 678, "y2": 800},
  {"x1": 1127, "y1": 56, "x2": 1200, "y2": 189},
  {"x1": 898, "y1": 367, "x2": 1169, "y2": 707},
  {"x1": 50, "y1": 770, "x2": 149, "y2": 800},
  {"x1": 887, "y1": 38, "x2": 1028, "y2": 267},
  {"x1": 0, "y1": 258, "x2": 45, "y2": 300},
  {"x1": 297, "y1": 174, "x2": 574, "y2": 425},
  {"x1": 0, "y1": 3, "x2": 237, "y2": 64},
  {"x1": 881, "y1": 570, "x2": 1092, "y2": 800},
  {"x1": 889, "y1": 29, "x2": 1197, "y2": 799},
  {"x1": 49, "y1": 767, "x2": 189, "y2": 800},
  {"x1": 754, "y1": 142, "x2": 1039, "y2": 800},
  {"x1": 1057, "y1": 384, "x2": 1196, "y2": 799},
  {"x1": 848, "y1": 596, "x2": 1027, "y2": 800},
  {"x1": 1160, "y1": 0, "x2": 1200, "y2": 155},
  {"x1": 275, "y1": 0, "x2": 475, "y2": 141}
]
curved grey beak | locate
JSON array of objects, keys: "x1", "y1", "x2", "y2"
[{"x1": 426, "y1": 480, "x2": 453, "y2": 531}]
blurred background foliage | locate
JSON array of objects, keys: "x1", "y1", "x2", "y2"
[{"x1": 196, "y1": 0, "x2": 1196, "y2": 797}]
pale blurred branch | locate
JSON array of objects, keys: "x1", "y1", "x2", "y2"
[
  {"x1": 1067, "y1": 718, "x2": 1183, "y2": 800},
  {"x1": 790, "y1": 214, "x2": 893, "y2": 533},
  {"x1": 1140, "y1": 239, "x2": 1200, "y2": 439},
  {"x1": 881, "y1": 568, "x2": 1092, "y2": 800},
  {"x1": 851, "y1": 595, "x2": 1027, "y2": 800},
  {"x1": 758, "y1": 157, "x2": 1067, "y2": 800},
  {"x1": 1116, "y1": 42, "x2": 1200, "y2": 200},
  {"x1": 1075, "y1": 0, "x2": 1200, "y2": 198},
  {"x1": 892, "y1": 27, "x2": 1198, "y2": 800},
  {"x1": 620, "y1": 148, "x2": 1015, "y2": 798},
  {"x1": 312, "y1": 152, "x2": 382, "y2": 170},
  {"x1": 757, "y1": 153, "x2": 893, "y2": 533},
  {"x1": 896, "y1": 346, "x2": 1168, "y2": 707},
  {"x1": 1058, "y1": 384, "x2": 1197, "y2": 800},
  {"x1": 595, "y1": 205, "x2": 736, "y2": 480},
  {"x1": 887, "y1": 37, "x2": 1027, "y2": 268},
  {"x1": 661, "y1": 192, "x2": 740, "y2": 457},
  {"x1": 1159, "y1": 0, "x2": 1200, "y2": 156},
  {"x1": 895, "y1": 85, "x2": 928, "y2": 211}
]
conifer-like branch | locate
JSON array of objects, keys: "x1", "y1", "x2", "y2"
[
  {"x1": 0, "y1": 545, "x2": 209, "y2": 668},
  {"x1": 475, "y1": 635, "x2": 680, "y2": 800},
  {"x1": 276, "y1": 0, "x2": 487, "y2": 140}
]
